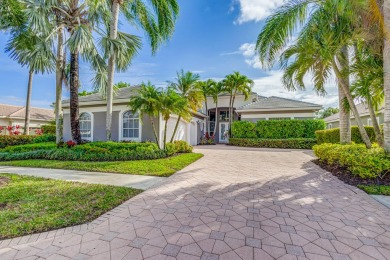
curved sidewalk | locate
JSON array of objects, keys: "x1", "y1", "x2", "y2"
[{"x1": 1, "y1": 145, "x2": 390, "y2": 259}]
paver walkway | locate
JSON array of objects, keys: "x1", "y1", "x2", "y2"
[
  {"x1": 1, "y1": 145, "x2": 390, "y2": 260},
  {"x1": 0, "y1": 166, "x2": 165, "y2": 190}
]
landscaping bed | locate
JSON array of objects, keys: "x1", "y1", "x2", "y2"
[
  {"x1": 313, "y1": 143, "x2": 390, "y2": 195},
  {"x1": 0, "y1": 153, "x2": 203, "y2": 177},
  {"x1": 0, "y1": 174, "x2": 142, "y2": 239}
]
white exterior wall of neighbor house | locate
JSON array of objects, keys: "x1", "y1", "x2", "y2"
[
  {"x1": 0, "y1": 118, "x2": 50, "y2": 135},
  {"x1": 240, "y1": 111, "x2": 316, "y2": 121}
]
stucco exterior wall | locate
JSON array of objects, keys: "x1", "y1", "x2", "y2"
[
  {"x1": 240, "y1": 111, "x2": 316, "y2": 121},
  {"x1": 326, "y1": 113, "x2": 384, "y2": 129}
]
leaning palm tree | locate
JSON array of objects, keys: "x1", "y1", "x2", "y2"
[
  {"x1": 129, "y1": 82, "x2": 162, "y2": 148},
  {"x1": 5, "y1": 30, "x2": 55, "y2": 135},
  {"x1": 381, "y1": 0, "x2": 390, "y2": 150},
  {"x1": 169, "y1": 70, "x2": 203, "y2": 142},
  {"x1": 105, "y1": 0, "x2": 179, "y2": 141},
  {"x1": 223, "y1": 72, "x2": 253, "y2": 133},
  {"x1": 209, "y1": 81, "x2": 226, "y2": 138},
  {"x1": 256, "y1": 0, "x2": 373, "y2": 147}
]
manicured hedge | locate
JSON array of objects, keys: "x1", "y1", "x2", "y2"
[
  {"x1": 0, "y1": 141, "x2": 193, "y2": 162},
  {"x1": 41, "y1": 125, "x2": 56, "y2": 134},
  {"x1": 231, "y1": 120, "x2": 325, "y2": 139},
  {"x1": 313, "y1": 143, "x2": 390, "y2": 179},
  {"x1": 315, "y1": 126, "x2": 376, "y2": 144},
  {"x1": 0, "y1": 134, "x2": 56, "y2": 149},
  {"x1": 229, "y1": 138, "x2": 317, "y2": 149}
]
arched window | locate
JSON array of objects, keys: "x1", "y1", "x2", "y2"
[
  {"x1": 80, "y1": 112, "x2": 92, "y2": 140},
  {"x1": 122, "y1": 111, "x2": 140, "y2": 140}
]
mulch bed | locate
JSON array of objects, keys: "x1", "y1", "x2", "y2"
[{"x1": 313, "y1": 159, "x2": 390, "y2": 186}]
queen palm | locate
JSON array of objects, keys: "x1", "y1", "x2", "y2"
[
  {"x1": 105, "y1": 0, "x2": 179, "y2": 141},
  {"x1": 209, "y1": 81, "x2": 226, "y2": 138},
  {"x1": 223, "y1": 72, "x2": 253, "y2": 134},
  {"x1": 129, "y1": 83, "x2": 162, "y2": 148},
  {"x1": 6, "y1": 30, "x2": 55, "y2": 135},
  {"x1": 256, "y1": 0, "x2": 372, "y2": 147},
  {"x1": 169, "y1": 70, "x2": 203, "y2": 142},
  {"x1": 198, "y1": 79, "x2": 216, "y2": 136}
]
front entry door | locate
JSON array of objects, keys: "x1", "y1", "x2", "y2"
[{"x1": 219, "y1": 122, "x2": 229, "y2": 143}]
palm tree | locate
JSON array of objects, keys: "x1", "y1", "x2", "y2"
[
  {"x1": 223, "y1": 72, "x2": 253, "y2": 134},
  {"x1": 5, "y1": 30, "x2": 55, "y2": 135},
  {"x1": 129, "y1": 83, "x2": 162, "y2": 148},
  {"x1": 198, "y1": 79, "x2": 216, "y2": 136},
  {"x1": 105, "y1": 0, "x2": 179, "y2": 141},
  {"x1": 382, "y1": 0, "x2": 390, "y2": 151},
  {"x1": 209, "y1": 81, "x2": 225, "y2": 138},
  {"x1": 159, "y1": 88, "x2": 183, "y2": 149},
  {"x1": 169, "y1": 70, "x2": 203, "y2": 142},
  {"x1": 256, "y1": 0, "x2": 372, "y2": 148},
  {"x1": 351, "y1": 43, "x2": 384, "y2": 145}
]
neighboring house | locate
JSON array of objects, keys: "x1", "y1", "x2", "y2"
[
  {"x1": 0, "y1": 104, "x2": 54, "y2": 135},
  {"x1": 324, "y1": 103, "x2": 384, "y2": 129},
  {"x1": 204, "y1": 93, "x2": 322, "y2": 143},
  {"x1": 62, "y1": 87, "x2": 207, "y2": 146},
  {"x1": 62, "y1": 86, "x2": 322, "y2": 145}
]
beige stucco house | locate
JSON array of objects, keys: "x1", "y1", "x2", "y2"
[
  {"x1": 324, "y1": 103, "x2": 384, "y2": 129},
  {"x1": 0, "y1": 104, "x2": 54, "y2": 135},
  {"x1": 62, "y1": 86, "x2": 322, "y2": 144}
]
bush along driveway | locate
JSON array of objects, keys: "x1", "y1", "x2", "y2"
[{"x1": 1, "y1": 146, "x2": 390, "y2": 259}]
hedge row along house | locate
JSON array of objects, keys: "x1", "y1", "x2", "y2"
[
  {"x1": 0, "y1": 104, "x2": 54, "y2": 135},
  {"x1": 62, "y1": 86, "x2": 322, "y2": 145}
]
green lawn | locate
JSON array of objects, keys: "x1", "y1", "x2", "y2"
[
  {"x1": 358, "y1": 185, "x2": 390, "y2": 196},
  {"x1": 0, "y1": 174, "x2": 142, "y2": 239},
  {"x1": 0, "y1": 153, "x2": 203, "y2": 177}
]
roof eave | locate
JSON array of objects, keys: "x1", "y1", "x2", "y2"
[{"x1": 237, "y1": 106, "x2": 322, "y2": 113}]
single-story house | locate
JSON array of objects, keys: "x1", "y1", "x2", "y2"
[
  {"x1": 62, "y1": 87, "x2": 207, "y2": 147},
  {"x1": 204, "y1": 93, "x2": 322, "y2": 143},
  {"x1": 62, "y1": 86, "x2": 322, "y2": 145},
  {"x1": 324, "y1": 103, "x2": 384, "y2": 129},
  {"x1": 0, "y1": 104, "x2": 54, "y2": 135}
]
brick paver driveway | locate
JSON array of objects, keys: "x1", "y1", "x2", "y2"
[{"x1": 1, "y1": 145, "x2": 390, "y2": 260}]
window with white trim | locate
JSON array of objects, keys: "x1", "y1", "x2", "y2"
[
  {"x1": 122, "y1": 111, "x2": 140, "y2": 139},
  {"x1": 80, "y1": 112, "x2": 92, "y2": 140}
]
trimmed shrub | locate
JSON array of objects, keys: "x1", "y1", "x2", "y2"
[
  {"x1": 316, "y1": 126, "x2": 376, "y2": 144},
  {"x1": 0, "y1": 134, "x2": 55, "y2": 149},
  {"x1": 231, "y1": 120, "x2": 325, "y2": 139},
  {"x1": 229, "y1": 138, "x2": 317, "y2": 149},
  {"x1": 173, "y1": 141, "x2": 193, "y2": 153},
  {"x1": 0, "y1": 142, "x2": 56, "y2": 153},
  {"x1": 41, "y1": 125, "x2": 56, "y2": 134},
  {"x1": 0, "y1": 135, "x2": 35, "y2": 149},
  {"x1": 313, "y1": 143, "x2": 390, "y2": 179},
  {"x1": 0, "y1": 141, "x2": 167, "y2": 162}
]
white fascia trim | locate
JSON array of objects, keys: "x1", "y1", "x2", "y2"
[{"x1": 237, "y1": 107, "x2": 322, "y2": 113}]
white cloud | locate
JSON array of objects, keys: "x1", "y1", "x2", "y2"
[
  {"x1": 252, "y1": 70, "x2": 339, "y2": 107},
  {"x1": 239, "y1": 43, "x2": 263, "y2": 69},
  {"x1": 234, "y1": 0, "x2": 285, "y2": 24}
]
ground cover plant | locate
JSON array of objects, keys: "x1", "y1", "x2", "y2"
[
  {"x1": 0, "y1": 174, "x2": 142, "y2": 239},
  {"x1": 313, "y1": 143, "x2": 390, "y2": 195},
  {"x1": 0, "y1": 153, "x2": 203, "y2": 177}
]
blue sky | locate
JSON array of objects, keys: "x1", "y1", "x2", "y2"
[{"x1": 0, "y1": 0, "x2": 338, "y2": 108}]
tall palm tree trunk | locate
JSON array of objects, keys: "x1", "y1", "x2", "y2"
[
  {"x1": 384, "y1": 0, "x2": 390, "y2": 151},
  {"x1": 106, "y1": 1, "x2": 120, "y2": 141},
  {"x1": 23, "y1": 70, "x2": 33, "y2": 135},
  {"x1": 70, "y1": 50, "x2": 81, "y2": 143},
  {"x1": 367, "y1": 99, "x2": 384, "y2": 145},
  {"x1": 338, "y1": 86, "x2": 351, "y2": 144},
  {"x1": 55, "y1": 25, "x2": 64, "y2": 144},
  {"x1": 332, "y1": 58, "x2": 372, "y2": 148},
  {"x1": 204, "y1": 101, "x2": 208, "y2": 136},
  {"x1": 150, "y1": 117, "x2": 160, "y2": 149},
  {"x1": 170, "y1": 115, "x2": 181, "y2": 143},
  {"x1": 213, "y1": 102, "x2": 218, "y2": 141},
  {"x1": 163, "y1": 119, "x2": 168, "y2": 149}
]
